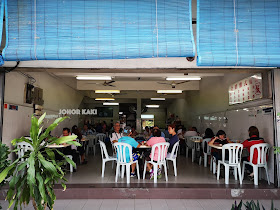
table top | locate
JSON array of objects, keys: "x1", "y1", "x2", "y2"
[
  {"x1": 139, "y1": 145, "x2": 152, "y2": 149},
  {"x1": 209, "y1": 144, "x2": 223, "y2": 149},
  {"x1": 46, "y1": 144, "x2": 70, "y2": 148},
  {"x1": 81, "y1": 138, "x2": 89, "y2": 142}
]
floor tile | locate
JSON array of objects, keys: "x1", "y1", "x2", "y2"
[
  {"x1": 165, "y1": 199, "x2": 186, "y2": 210},
  {"x1": 99, "y1": 199, "x2": 119, "y2": 210},
  {"x1": 117, "y1": 199, "x2": 135, "y2": 210},
  {"x1": 83, "y1": 199, "x2": 103, "y2": 210},
  {"x1": 150, "y1": 199, "x2": 168, "y2": 210},
  {"x1": 64, "y1": 199, "x2": 87, "y2": 210},
  {"x1": 135, "y1": 199, "x2": 151, "y2": 210}
]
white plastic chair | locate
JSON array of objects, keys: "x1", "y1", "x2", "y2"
[
  {"x1": 143, "y1": 142, "x2": 170, "y2": 183},
  {"x1": 217, "y1": 143, "x2": 243, "y2": 185},
  {"x1": 166, "y1": 141, "x2": 180, "y2": 176},
  {"x1": 242, "y1": 143, "x2": 270, "y2": 185},
  {"x1": 114, "y1": 142, "x2": 140, "y2": 183},
  {"x1": 190, "y1": 136, "x2": 203, "y2": 162},
  {"x1": 94, "y1": 133, "x2": 106, "y2": 156},
  {"x1": 202, "y1": 138, "x2": 212, "y2": 167},
  {"x1": 17, "y1": 141, "x2": 33, "y2": 161},
  {"x1": 185, "y1": 136, "x2": 193, "y2": 158},
  {"x1": 99, "y1": 141, "x2": 117, "y2": 177},
  {"x1": 86, "y1": 135, "x2": 96, "y2": 155}
]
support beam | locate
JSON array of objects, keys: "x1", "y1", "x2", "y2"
[
  {"x1": 271, "y1": 69, "x2": 280, "y2": 188},
  {"x1": 136, "y1": 98, "x2": 142, "y2": 133},
  {"x1": 0, "y1": 71, "x2": 5, "y2": 142}
]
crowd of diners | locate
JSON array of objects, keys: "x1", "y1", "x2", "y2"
[{"x1": 45, "y1": 121, "x2": 266, "y2": 181}]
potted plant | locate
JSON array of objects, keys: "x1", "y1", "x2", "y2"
[
  {"x1": 0, "y1": 142, "x2": 11, "y2": 209},
  {"x1": 0, "y1": 113, "x2": 80, "y2": 210}
]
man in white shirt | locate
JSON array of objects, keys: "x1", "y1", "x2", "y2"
[{"x1": 110, "y1": 122, "x2": 124, "y2": 143}]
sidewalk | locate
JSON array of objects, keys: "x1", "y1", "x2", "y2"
[{"x1": 1, "y1": 199, "x2": 280, "y2": 210}]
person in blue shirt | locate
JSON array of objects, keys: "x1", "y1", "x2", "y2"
[
  {"x1": 167, "y1": 124, "x2": 179, "y2": 158},
  {"x1": 117, "y1": 136, "x2": 141, "y2": 177}
]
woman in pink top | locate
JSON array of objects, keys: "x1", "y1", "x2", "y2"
[{"x1": 146, "y1": 129, "x2": 166, "y2": 179}]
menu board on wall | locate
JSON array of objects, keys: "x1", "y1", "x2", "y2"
[{"x1": 229, "y1": 74, "x2": 262, "y2": 105}]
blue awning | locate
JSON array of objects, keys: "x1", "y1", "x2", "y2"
[
  {"x1": 3, "y1": 0, "x2": 195, "y2": 61},
  {"x1": 197, "y1": 0, "x2": 280, "y2": 67}
]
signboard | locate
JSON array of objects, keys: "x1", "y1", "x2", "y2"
[{"x1": 229, "y1": 74, "x2": 262, "y2": 105}]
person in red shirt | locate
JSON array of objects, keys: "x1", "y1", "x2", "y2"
[{"x1": 242, "y1": 126, "x2": 265, "y2": 179}]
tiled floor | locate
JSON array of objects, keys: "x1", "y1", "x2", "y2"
[
  {"x1": 1, "y1": 199, "x2": 279, "y2": 210},
  {"x1": 64, "y1": 148, "x2": 253, "y2": 185}
]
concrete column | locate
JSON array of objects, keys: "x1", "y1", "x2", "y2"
[
  {"x1": 0, "y1": 72, "x2": 5, "y2": 142},
  {"x1": 271, "y1": 69, "x2": 280, "y2": 187},
  {"x1": 136, "y1": 98, "x2": 142, "y2": 132}
]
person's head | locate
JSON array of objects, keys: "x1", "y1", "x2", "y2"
[
  {"x1": 131, "y1": 126, "x2": 136, "y2": 132},
  {"x1": 192, "y1": 127, "x2": 198, "y2": 132},
  {"x1": 248, "y1": 126, "x2": 259, "y2": 138},
  {"x1": 145, "y1": 126, "x2": 149, "y2": 132},
  {"x1": 83, "y1": 124, "x2": 88, "y2": 130},
  {"x1": 216, "y1": 130, "x2": 226, "y2": 140},
  {"x1": 114, "y1": 122, "x2": 121, "y2": 132},
  {"x1": 63, "y1": 128, "x2": 70, "y2": 136},
  {"x1": 205, "y1": 128, "x2": 214, "y2": 138},
  {"x1": 153, "y1": 125, "x2": 159, "y2": 130},
  {"x1": 168, "y1": 124, "x2": 176, "y2": 134},
  {"x1": 153, "y1": 129, "x2": 161, "y2": 137}
]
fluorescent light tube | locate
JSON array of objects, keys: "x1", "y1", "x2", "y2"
[
  {"x1": 157, "y1": 90, "x2": 182, "y2": 94},
  {"x1": 76, "y1": 76, "x2": 112, "y2": 80},
  {"x1": 151, "y1": 98, "x2": 165, "y2": 101},
  {"x1": 95, "y1": 98, "x2": 115, "y2": 101},
  {"x1": 95, "y1": 90, "x2": 120, "y2": 94},
  {"x1": 166, "y1": 77, "x2": 201, "y2": 81},
  {"x1": 103, "y1": 102, "x2": 119, "y2": 106},
  {"x1": 146, "y1": 105, "x2": 160, "y2": 108},
  {"x1": 141, "y1": 114, "x2": 154, "y2": 119}
]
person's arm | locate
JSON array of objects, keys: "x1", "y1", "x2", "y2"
[
  {"x1": 110, "y1": 133, "x2": 118, "y2": 143},
  {"x1": 208, "y1": 137, "x2": 218, "y2": 146}
]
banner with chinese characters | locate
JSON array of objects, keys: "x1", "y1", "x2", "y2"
[{"x1": 229, "y1": 74, "x2": 262, "y2": 105}]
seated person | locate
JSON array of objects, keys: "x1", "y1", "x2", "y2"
[
  {"x1": 148, "y1": 126, "x2": 165, "y2": 139},
  {"x1": 60, "y1": 128, "x2": 79, "y2": 167},
  {"x1": 81, "y1": 124, "x2": 94, "y2": 136},
  {"x1": 242, "y1": 126, "x2": 265, "y2": 179},
  {"x1": 208, "y1": 130, "x2": 230, "y2": 161},
  {"x1": 203, "y1": 128, "x2": 215, "y2": 139},
  {"x1": 72, "y1": 125, "x2": 87, "y2": 164},
  {"x1": 143, "y1": 126, "x2": 150, "y2": 137},
  {"x1": 117, "y1": 136, "x2": 141, "y2": 177},
  {"x1": 184, "y1": 127, "x2": 198, "y2": 138},
  {"x1": 145, "y1": 129, "x2": 167, "y2": 179},
  {"x1": 130, "y1": 126, "x2": 138, "y2": 138},
  {"x1": 167, "y1": 124, "x2": 179, "y2": 158},
  {"x1": 110, "y1": 122, "x2": 124, "y2": 143}
]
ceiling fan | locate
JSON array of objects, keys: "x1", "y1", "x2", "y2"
[
  {"x1": 157, "y1": 81, "x2": 189, "y2": 88},
  {"x1": 86, "y1": 80, "x2": 116, "y2": 87}
]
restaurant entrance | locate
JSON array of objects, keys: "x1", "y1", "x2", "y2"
[{"x1": 0, "y1": 68, "x2": 279, "y2": 199}]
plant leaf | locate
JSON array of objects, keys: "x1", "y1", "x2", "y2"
[
  {"x1": 11, "y1": 137, "x2": 32, "y2": 146},
  {"x1": 51, "y1": 135, "x2": 78, "y2": 145},
  {"x1": 36, "y1": 172, "x2": 47, "y2": 202},
  {"x1": 37, "y1": 152, "x2": 57, "y2": 174},
  {"x1": 38, "y1": 113, "x2": 46, "y2": 125},
  {"x1": 27, "y1": 152, "x2": 36, "y2": 186},
  {"x1": 0, "y1": 162, "x2": 17, "y2": 183}
]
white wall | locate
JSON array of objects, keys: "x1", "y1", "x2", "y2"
[{"x1": 2, "y1": 71, "x2": 84, "y2": 148}]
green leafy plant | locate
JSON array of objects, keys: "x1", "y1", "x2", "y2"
[
  {"x1": 0, "y1": 143, "x2": 11, "y2": 210},
  {"x1": 0, "y1": 113, "x2": 81, "y2": 210},
  {"x1": 231, "y1": 200, "x2": 243, "y2": 210},
  {"x1": 274, "y1": 146, "x2": 280, "y2": 155},
  {"x1": 0, "y1": 143, "x2": 10, "y2": 187},
  {"x1": 232, "y1": 200, "x2": 277, "y2": 210}
]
